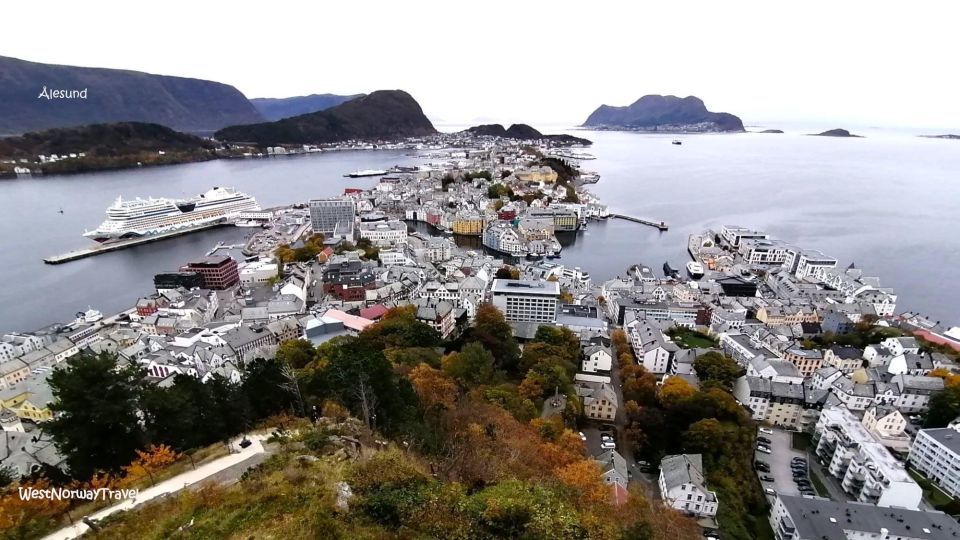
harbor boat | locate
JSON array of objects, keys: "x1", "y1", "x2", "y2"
[
  {"x1": 83, "y1": 187, "x2": 260, "y2": 244},
  {"x1": 76, "y1": 307, "x2": 103, "y2": 324},
  {"x1": 235, "y1": 220, "x2": 265, "y2": 228},
  {"x1": 663, "y1": 261, "x2": 680, "y2": 279},
  {"x1": 672, "y1": 139, "x2": 682, "y2": 145},
  {"x1": 686, "y1": 261, "x2": 705, "y2": 279},
  {"x1": 344, "y1": 169, "x2": 388, "y2": 178}
]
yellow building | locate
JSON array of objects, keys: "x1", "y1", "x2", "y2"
[
  {"x1": 452, "y1": 215, "x2": 485, "y2": 236},
  {"x1": 515, "y1": 166, "x2": 558, "y2": 184},
  {"x1": 0, "y1": 378, "x2": 54, "y2": 422}
]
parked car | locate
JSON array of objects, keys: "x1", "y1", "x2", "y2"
[
  {"x1": 601, "y1": 434, "x2": 614, "y2": 442},
  {"x1": 755, "y1": 462, "x2": 771, "y2": 472},
  {"x1": 759, "y1": 428, "x2": 774, "y2": 435},
  {"x1": 760, "y1": 475, "x2": 775, "y2": 482},
  {"x1": 757, "y1": 436, "x2": 772, "y2": 444},
  {"x1": 579, "y1": 432, "x2": 587, "y2": 441},
  {"x1": 600, "y1": 441, "x2": 616, "y2": 450},
  {"x1": 756, "y1": 446, "x2": 772, "y2": 454},
  {"x1": 764, "y1": 487, "x2": 776, "y2": 495}
]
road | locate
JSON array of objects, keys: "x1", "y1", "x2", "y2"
[{"x1": 42, "y1": 434, "x2": 271, "y2": 540}]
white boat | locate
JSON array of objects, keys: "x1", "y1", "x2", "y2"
[
  {"x1": 344, "y1": 169, "x2": 388, "y2": 178},
  {"x1": 84, "y1": 187, "x2": 259, "y2": 243},
  {"x1": 686, "y1": 261, "x2": 705, "y2": 279},
  {"x1": 76, "y1": 307, "x2": 103, "y2": 324},
  {"x1": 672, "y1": 139, "x2": 682, "y2": 145}
]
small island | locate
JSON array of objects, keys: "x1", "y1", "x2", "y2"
[
  {"x1": 465, "y1": 123, "x2": 592, "y2": 145},
  {"x1": 758, "y1": 129, "x2": 784, "y2": 134},
  {"x1": 920, "y1": 134, "x2": 960, "y2": 140},
  {"x1": 811, "y1": 128, "x2": 863, "y2": 138}
]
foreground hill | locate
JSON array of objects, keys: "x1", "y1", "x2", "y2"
[
  {"x1": 215, "y1": 90, "x2": 436, "y2": 145},
  {"x1": 250, "y1": 93, "x2": 365, "y2": 121},
  {"x1": 0, "y1": 55, "x2": 263, "y2": 136},
  {"x1": 465, "y1": 123, "x2": 592, "y2": 145},
  {"x1": 583, "y1": 95, "x2": 744, "y2": 132}
]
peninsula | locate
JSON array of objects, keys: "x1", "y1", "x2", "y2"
[
  {"x1": 583, "y1": 94, "x2": 744, "y2": 132},
  {"x1": 250, "y1": 93, "x2": 365, "y2": 121}
]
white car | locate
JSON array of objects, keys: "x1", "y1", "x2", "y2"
[
  {"x1": 764, "y1": 487, "x2": 776, "y2": 495},
  {"x1": 759, "y1": 428, "x2": 774, "y2": 435},
  {"x1": 578, "y1": 432, "x2": 587, "y2": 441},
  {"x1": 600, "y1": 434, "x2": 613, "y2": 442},
  {"x1": 756, "y1": 446, "x2": 772, "y2": 454},
  {"x1": 600, "y1": 441, "x2": 617, "y2": 450}
]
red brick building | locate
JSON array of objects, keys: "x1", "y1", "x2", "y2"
[{"x1": 180, "y1": 256, "x2": 239, "y2": 290}]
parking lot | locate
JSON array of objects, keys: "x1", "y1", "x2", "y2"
[{"x1": 755, "y1": 428, "x2": 809, "y2": 498}]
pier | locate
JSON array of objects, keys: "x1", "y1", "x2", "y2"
[
  {"x1": 206, "y1": 242, "x2": 244, "y2": 256},
  {"x1": 609, "y1": 214, "x2": 669, "y2": 231},
  {"x1": 43, "y1": 223, "x2": 230, "y2": 265}
]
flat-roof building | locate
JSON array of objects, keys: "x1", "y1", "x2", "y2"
[{"x1": 491, "y1": 279, "x2": 560, "y2": 323}]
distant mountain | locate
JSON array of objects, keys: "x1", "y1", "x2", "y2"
[
  {"x1": 465, "y1": 123, "x2": 592, "y2": 145},
  {"x1": 811, "y1": 128, "x2": 862, "y2": 138},
  {"x1": 0, "y1": 55, "x2": 263, "y2": 136},
  {"x1": 250, "y1": 93, "x2": 365, "y2": 121},
  {"x1": 215, "y1": 90, "x2": 436, "y2": 145},
  {"x1": 583, "y1": 95, "x2": 744, "y2": 132}
]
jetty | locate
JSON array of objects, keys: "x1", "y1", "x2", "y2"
[
  {"x1": 206, "y1": 242, "x2": 244, "y2": 256},
  {"x1": 43, "y1": 223, "x2": 230, "y2": 265},
  {"x1": 610, "y1": 213, "x2": 668, "y2": 231}
]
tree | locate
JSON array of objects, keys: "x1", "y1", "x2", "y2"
[
  {"x1": 275, "y1": 339, "x2": 316, "y2": 369},
  {"x1": 241, "y1": 358, "x2": 299, "y2": 418},
  {"x1": 141, "y1": 374, "x2": 250, "y2": 451},
  {"x1": 621, "y1": 364, "x2": 658, "y2": 407},
  {"x1": 464, "y1": 304, "x2": 521, "y2": 374},
  {"x1": 409, "y1": 363, "x2": 458, "y2": 414},
  {"x1": 693, "y1": 352, "x2": 745, "y2": 391},
  {"x1": 658, "y1": 377, "x2": 696, "y2": 409},
  {"x1": 47, "y1": 352, "x2": 146, "y2": 479},
  {"x1": 442, "y1": 343, "x2": 496, "y2": 388},
  {"x1": 924, "y1": 386, "x2": 960, "y2": 428},
  {"x1": 494, "y1": 266, "x2": 520, "y2": 280},
  {"x1": 360, "y1": 306, "x2": 442, "y2": 349},
  {"x1": 478, "y1": 384, "x2": 538, "y2": 422},
  {"x1": 682, "y1": 418, "x2": 727, "y2": 455},
  {"x1": 121, "y1": 444, "x2": 179, "y2": 486}
]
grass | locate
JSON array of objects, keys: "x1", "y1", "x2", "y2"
[
  {"x1": 668, "y1": 328, "x2": 718, "y2": 349},
  {"x1": 791, "y1": 432, "x2": 813, "y2": 452},
  {"x1": 908, "y1": 468, "x2": 956, "y2": 508}
]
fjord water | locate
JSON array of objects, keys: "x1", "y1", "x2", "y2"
[{"x1": 0, "y1": 128, "x2": 957, "y2": 331}]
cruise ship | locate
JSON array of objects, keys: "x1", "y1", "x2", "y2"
[{"x1": 84, "y1": 187, "x2": 260, "y2": 243}]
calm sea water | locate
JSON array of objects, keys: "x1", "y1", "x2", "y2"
[{"x1": 0, "y1": 129, "x2": 957, "y2": 331}]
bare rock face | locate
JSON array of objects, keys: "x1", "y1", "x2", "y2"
[{"x1": 334, "y1": 481, "x2": 354, "y2": 513}]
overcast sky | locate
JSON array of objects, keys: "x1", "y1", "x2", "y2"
[{"x1": 4, "y1": 1, "x2": 959, "y2": 129}]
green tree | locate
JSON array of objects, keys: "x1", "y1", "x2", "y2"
[
  {"x1": 924, "y1": 386, "x2": 960, "y2": 428},
  {"x1": 241, "y1": 358, "x2": 299, "y2": 418},
  {"x1": 442, "y1": 342, "x2": 496, "y2": 387},
  {"x1": 360, "y1": 306, "x2": 442, "y2": 349},
  {"x1": 275, "y1": 339, "x2": 316, "y2": 369},
  {"x1": 47, "y1": 352, "x2": 146, "y2": 478},
  {"x1": 463, "y1": 304, "x2": 521, "y2": 375},
  {"x1": 693, "y1": 352, "x2": 745, "y2": 391}
]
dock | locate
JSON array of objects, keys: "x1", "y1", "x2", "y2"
[
  {"x1": 610, "y1": 213, "x2": 668, "y2": 231},
  {"x1": 43, "y1": 222, "x2": 230, "y2": 265}
]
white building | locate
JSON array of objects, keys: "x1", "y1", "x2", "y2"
[
  {"x1": 357, "y1": 220, "x2": 407, "y2": 247},
  {"x1": 582, "y1": 345, "x2": 613, "y2": 373},
  {"x1": 769, "y1": 494, "x2": 960, "y2": 540},
  {"x1": 309, "y1": 198, "x2": 355, "y2": 238},
  {"x1": 491, "y1": 279, "x2": 559, "y2": 323},
  {"x1": 814, "y1": 406, "x2": 922, "y2": 510},
  {"x1": 909, "y1": 427, "x2": 960, "y2": 499},
  {"x1": 238, "y1": 261, "x2": 278, "y2": 285},
  {"x1": 658, "y1": 454, "x2": 718, "y2": 518},
  {"x1": 626, "y1": 319, "x2": 678, "y2": 374}
]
